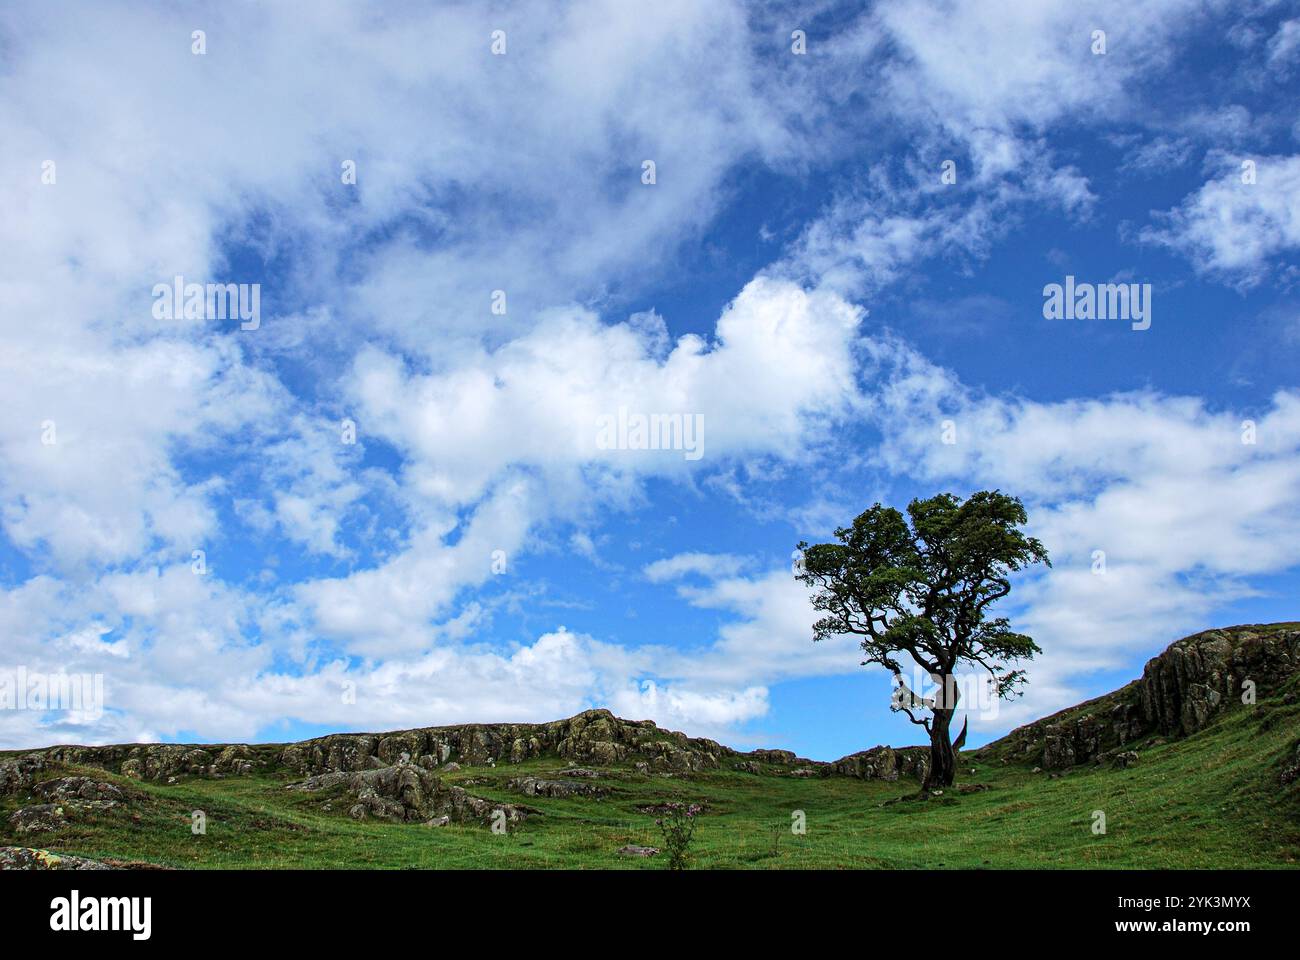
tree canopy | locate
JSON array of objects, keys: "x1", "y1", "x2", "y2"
[{"x1": 796, "y1": 490, "x2": 1050, "y2": 787}]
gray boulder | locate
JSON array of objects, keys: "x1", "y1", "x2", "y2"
[
  {"x1": 509, "y1": 776, "x2": 605, "y2": 798},
  {"x1": 0, "y1": 847, "x2": 114, "y2": 870},
  {"x1": 0, "y1": 754, "x2": 47, "y2": 795}
]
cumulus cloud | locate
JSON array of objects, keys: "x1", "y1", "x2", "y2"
[
  {"x1": 0, "y1": 0, "x2": 871, "y2": 744},
  {"x1": 1, "y1": 0, "x2": 1296, "y2": 755},
  {"x1": 1143, "y1": 155, "x2": 1300, "y2": 285},
  {"x1": 278, "y1": 278, "x2": 866, "y2": 656}
]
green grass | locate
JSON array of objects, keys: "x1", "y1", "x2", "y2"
[{"x1": 4, "y1": 691, "x2": 1298, "y2": 869}]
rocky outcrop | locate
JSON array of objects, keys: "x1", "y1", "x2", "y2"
[
  {"x1": 1113, "y1": 751, "x2": 1140, "y2": 769},
  {"x1": 746, "y1": 749, "x2": 799, "y2": 765},
  {"x1": 4, "y1": 708, "x2": 935, "y2": 794},
  {"x1": 827, "y1": 745, "x2": 931, "y2": 783},
  {"x1": 32, "y1": 776, "x2": 125, "y2": 804},
  {"x1": 18, "y1": 709, "x2": 741, "y2": 783},
  {"x1": 0, "y1": 847, "x2": 114, "y2": 870},
  {"x1": 1139, "y1": 626, "x2": 1298, "y2": 736},
  {"x1": 286, "y1": 759, "x2": 528, "y2": 826},
  {"x1": 9, "y1": 799, "x2": 121, "y2": 835},
  {"x1": 0, "y1": 753, "x2": 47, "y2": 795},
  {"x1": 731, "y1": 745, "x2": 930, "y2": 783},
  {"x1": 277, "y1": 709, "x2": 703, "y2": 775},
  {"x1": 980, "y1": 624, "x2": 1300, "y2": 770},
  {"x1": 346, "y1": 708, "x2": 724, "y2": 773},
  {"x1": 555, "y1": 767, "x2": 602, "y2": 779},
  {"x1": 7, "y1": 776, "x2": 129, "y2": 835},
  {"x1": 33, "y1": 742, "x2": 269, "y2": 783},
  {"x1": 509, "y1": 776, "x2": 605, "y2": 799}
]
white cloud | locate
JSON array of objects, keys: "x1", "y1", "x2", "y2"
[
  {"x1": 0, "y1": 0, "x2": 869, "y2": 743},
  {"x1": 297, "y1": 278, "x2": 864, "y2": 654},
  {"x1": 872, "y1": 0, "x2": 1222, "y2": 136},
  {"x1": 609, "y1": 681, "x2": 770, "y2": 734},
  {"x1": 777, "y1": 0, "x2": 1260, "y2": 296},
  {"x1": 643, "y1": 552, "x2": 750, "y2": 583},
  {"x1": 1, "y1": 0, "x2": 1294, "y2": 756},
  {"x1": 1143, "y1": 154, "x2": 1300, "y2": 285},
  {"x1": 1267, "y1": 18, "x2": 1300, "y2": 70},
  {"x1": 0, "y1": 336, "x2": 279, "y2": 571},
  {"x1": 0, "y1": 0, "x2": 835, "y2": 580}
]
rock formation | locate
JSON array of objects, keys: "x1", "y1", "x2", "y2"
[
  {"x1": 0, "y1": 846, "x2": 114, "y2": 870},
  {"x1": 978, "y1": 623, "x2": 1300, "y2": 769}
]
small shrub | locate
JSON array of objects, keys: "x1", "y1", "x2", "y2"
[{"x1": 655, "y1": 802, "x2": 701, "y2": 870}]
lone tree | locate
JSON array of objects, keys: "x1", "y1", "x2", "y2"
[{"x1": 796, "y1": 490, "x2": 1049, "y2": 790}]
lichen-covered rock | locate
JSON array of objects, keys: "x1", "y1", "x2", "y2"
[
  {"x1": 509, "y1": 776, "x2": 605, "y2": 798},
  {"x1": 32, "y1": 776, "x2": 124, "y2": 803},
  {"x1": 981, "y1": 625, "x2": 1300, "y2": 770},
  {"x1": 79, "y1": 744, "x2": 218, "y2": 781},
  {"x1": 0, "y1": 847, "x2": 114, "y2": 870},
  {"x1": 747, "y1": 749, "x2": 797, "y2": 764},
  {"x1": 9, "y1": 801, "x2": 118, "y2": 834},
  {"x1": 38, "y1": 744, "x2": 131, "y2": 768},
  {"x1": 9, "y1": 804, "x2": 71, "y2": 833},
  {"x1": 288, "y1": 760, "x2": 528, "y2": 826},
  {"x1": 266, "y1": 709, "x2": 730, "y2": 776},
  {"x1": 1137, "y1": 627, "x2": 1298, "y2": 736},
  {"x1": 1041, "y1": 714, "x2": 1108, "y2": 768},
  {"x1": 212, "y1": 744, "x2": 258, "y2": 776},
  {"x1": 827, "y1": 745, "x2": 930, "y2": 783},
  {"x1": 560, "y1": 737, "x2": 627, "y2": 765},
  {"x1": 728, "y1": 748, "x2": 830, "y2": 775},
  {"x1": 0, "y1": 753, "x2": 46, "y2": 795},
  {"x1": 12, "y1": 708, "x2": 750, "y2": 785}
]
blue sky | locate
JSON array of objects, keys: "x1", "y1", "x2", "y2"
[{"x1": 1, "y1": 1, "x2": 1299, "y2": 760}]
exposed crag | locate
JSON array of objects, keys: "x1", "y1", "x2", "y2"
[
  {"x1": 6, "y1": 708, "x2": 931, "y2": 828},
  {"x1": 978, "y1": 623, "x2": 1300, "y2": 770}
]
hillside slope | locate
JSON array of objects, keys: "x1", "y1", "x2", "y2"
[
  {"x1": 977, "y1": 622, "x2": 1300, "y2": 769},
  {"x1": 2, "y1": 623, "x2": 1298, "y2": 869}
]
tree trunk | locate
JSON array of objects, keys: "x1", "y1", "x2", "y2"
[{"x1": 924, "y1": 709, "x2": 957, "y2": 790}]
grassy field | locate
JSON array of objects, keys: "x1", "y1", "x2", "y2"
[{"x1": 4, "y1": 682, "x2": 1298, "y2": 869}]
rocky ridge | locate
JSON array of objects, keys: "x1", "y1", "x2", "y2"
[
  {"x1": 5, "y1": 623, "x2": 1296, "y2": 837},
  {"x1": 2, "y1": 708, "x2": 929, "y2": 830},
  {"x1": 977, "y1": 623, "x2": 1300, "y2": 770}
]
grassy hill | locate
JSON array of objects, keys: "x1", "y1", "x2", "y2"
[{"x1": 3, "y1": 623, "x2": 1299, "y2": 869}]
